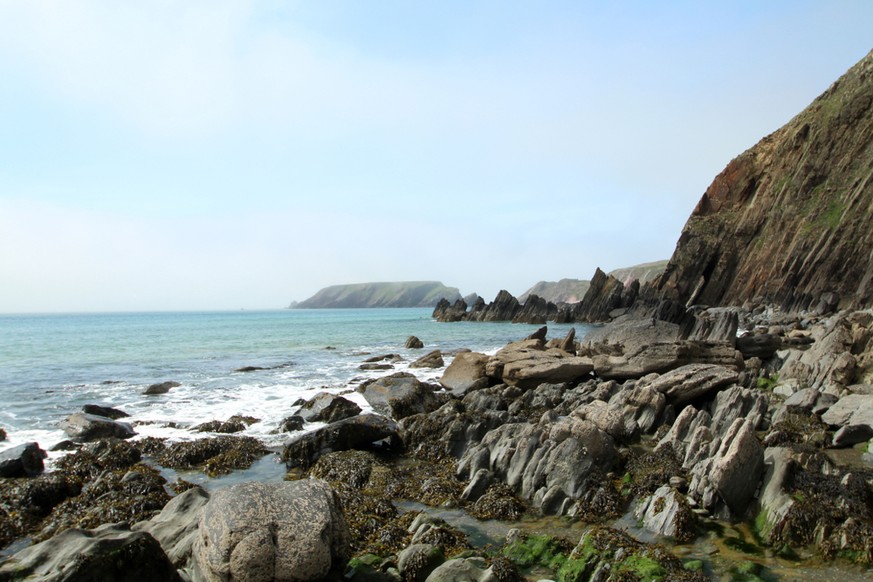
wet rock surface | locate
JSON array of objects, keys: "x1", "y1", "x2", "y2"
[
  {"x1": 59, "y1": 412, "x2": 136, "y2": 441},
  {"x1": 0, "y1": 523, "x2": 182, "y2": 582}
]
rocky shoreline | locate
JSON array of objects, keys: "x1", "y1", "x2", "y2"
[{"x1": 2, "y1": 304, "x2": 873, "y2": 581}]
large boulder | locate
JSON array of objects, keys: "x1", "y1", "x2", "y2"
[
  {"x1": 486, "y1": 339, "x2": 593, "y2": 389},
  {"x1": 639, "y1": 363, "x2": 739, "y2": 405},
  {"x1": 282, "y1": 414, "x2": 398, "y2": 469},
  {"x1": 439, "y1": 352, "x2": 490, "y2": 395},
  {"x1": 133, "y1": 485, "x2": 210, "y2": 569},
  {"x1": 409, "y1": 350, "x2": 445, "y2": 369},
  {"x1": 358, "y1": 373, "x2": 441, "y2": 420},
  {"x1": 820, "y1": 393, "x2": 873, "y2": 429},
  {"x1": 193, "y1": 480, "x2": 350, "y2": 582},
  {"x1": 0, "y1": 442, "x2": 47, "y2": 477},
  {"x1": 405, "y1": 336, "x2": 425, "y2": 349},
  {"x1": 297, "y1": 393, "x2": 362, "y2": 424},
  {"x1": 0, "y1": 523, "x2": 181, "y2": 582},
  {"x1": 58, "y1": 412, "x2": 136, "y2": 441}
]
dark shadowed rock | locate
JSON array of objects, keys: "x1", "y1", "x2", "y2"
[
  {"x1": 512, "y1": 295, "x2": 556, "y2": 324},
  {"x1": 194, "y1": 415, "x2": 259, "y2": 434},
  {"x1": 82, "y1": 404, "x2": 129, "y2": 420},
  {"x1": 194, "y1": 480, "x2": 349, "y2": 582},
  {"x1": 358, "y1": 373, "x2": 441, "y2": 420},
  {"x1": 410, "y1": 350, "x2": 445, "y2": 369},
  {"x1": 59, "y1": 412, "x2": 135, "y2": 441},
  {"x1": 144, "y1": 381, "x2": 180, "y2": 395},
  {"x1": 406, "y1": 336, "x2": 425, "y2": 349},
  {"x1": 467, "y1": 290, "x2": 521, "y2": 322},
  {"x1": 832, "y1": 424, "x2": 873, "y2": 448},
  {"x1": 737, "y1": 333, "x2": 782, "y2": 359},
  {"x1": 570, "y1": 268, "x2": 629, "y2": 323},
  {"x1": 0, "y1": 442, "x2": 47, "y2": 477},
  {"x1": 282, "y1": 414, "x2": 398, "y2": 469},
  {"x1": 278, "y1": 415, "x2": 305, "y2": 433},
  {"x1": 297, "y1": 393, "x2": 362, "y2": 424},
  {"x1": 432, "y1": 298, "x2": 469, "y2": 322},
  {"x1": 439, "y1": 352, "x2": 490, "y2": 395},
  {"x1": 0, "y1": 523, "x2": 181, "y2": 582}
]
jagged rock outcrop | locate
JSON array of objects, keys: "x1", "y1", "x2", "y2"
[
  {"x1": 564, "y1": 268, "x2": 639, "y2": 323},
  {"x1": 647, "y1": 49, "x2": 873, "y2": 313},
  {"x1": 433, "y1": 290, "x2": 559, "y2": 324}
]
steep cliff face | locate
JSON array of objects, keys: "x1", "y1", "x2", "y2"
[{"x1": 652, "y1": 49, "x2": 873, "y2": 312}]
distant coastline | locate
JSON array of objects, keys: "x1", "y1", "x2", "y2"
[{"x1": 291, "y1": 281, "x2": 462, "y2": 309}]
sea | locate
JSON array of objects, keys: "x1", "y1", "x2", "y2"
[{"x1": 0, "y1": 308, "x2": 585, "y2": 465}]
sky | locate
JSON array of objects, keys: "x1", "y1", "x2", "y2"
[{"x1": 1, "y1": 1, "x2": 871, "y2": 313}]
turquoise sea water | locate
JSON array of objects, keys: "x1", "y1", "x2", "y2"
[{"x1": 0, "y1": 308, "x2": 586, "y2": 458}]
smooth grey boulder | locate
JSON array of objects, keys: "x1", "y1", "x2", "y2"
[
  {"x1": 0, "y1": 442, "x2": 47, "y2": 477},
  {"x1": 439, "y1": 352, "x2": 490, "y2": 395},
  {"x1": 821, "y1": 393, "x2": 873, "y2": 429},
  {"x1": 634, "y1": 485, "x2": 697, "y2": 542},
  {"x1": 640, "y1": 364, "x2": 739, "y2": 405},
  {"x1": 59, "y1": 412, "x2": 135, "y2": 441},
  {"x1": 410, "y1": 350, "x2": 445, "y2": 369},
  {"x1": 193, "y1": 480, "x2": 350, "y2": 582},
  {"x1": 359, "y1": 373, "x2": 440, "y2": 420},
  {"x1": 425, "y1": 557, "x2": 494, "y2": 582},
  {"x1": 0, "y1": 523, "x2": 181, "y2": 582},
  {"x1": 133, "y1": 485, "x2": 210, "y2": 568},
  {"x1": 297, "y1": 392, "x2": 362, "y2": 424},
  {"x1": 485, "y1": 339, "x2": 593, "y2": 389},
  {"x1": 282, "y1": 413, "x2": 398, "y2": 469}
]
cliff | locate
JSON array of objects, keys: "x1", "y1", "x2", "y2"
[
  {"x1": 650, "y1": 49, "x2": 873, "y2": 312},
  {"x1": 295, "y1": 281, "x2": 462, "y2": 309}
]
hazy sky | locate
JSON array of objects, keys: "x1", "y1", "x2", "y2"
[{"x1": 1, "y1": 1, "x2": 871, "y2": 313}]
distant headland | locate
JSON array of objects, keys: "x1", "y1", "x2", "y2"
[{"x1": 291, "y1": 281, "x2": 462, "y2": 309}]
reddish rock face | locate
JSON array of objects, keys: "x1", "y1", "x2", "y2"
[{"x1": 651, "y1": 49, "x2": 873, "y2": 312}]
